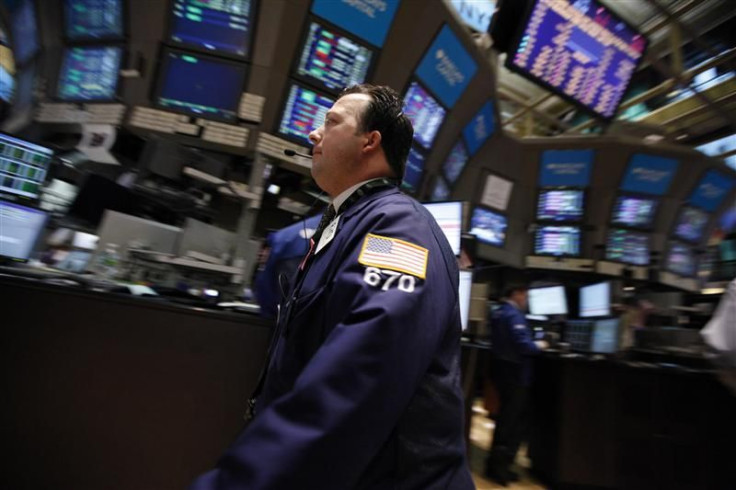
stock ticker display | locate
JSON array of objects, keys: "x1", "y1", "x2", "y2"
[
  {"x1": 606, "y1": 228, "x2": 649, "y2": 265},
  {"x1": 470, "y1": 207, "x2": 508, "y2": 247},
  {"x1": 442, "y1": 141, "x2": 469, "y2": 185},
  {"x1": 509, "y1": 0, "x2": 647, "y2": 119},
  {"x1": 534, "y1": 225, "x2": 580, "y2": 256},
  {"x1": 674, "y1": 207, "x2": 709, "y2": 243},
  {"x1": 667, "y1": 242, "x2": 696, "y2": 277},
  {"x1": 402, "y1": 146, "x2": 426, "y2": 193},
  {"x1": 611, "y1": 195, "x2": 658, "y2": 228},
  {"x1": 0, "y1": 133, "x2": 53, "y2": 200},
  {"x1": 278, "y1": 83, "x2": 335, "y2": 144},
  {"x1": 169, "y1": 0, "x2": 254, "y2": 57},
  {"x1": 403, "y1": 81, "x2": 446, "y2": 150},
  {"x1": 57, "y1": 46, "x2": 122, "y2": 101},
  {"x1": 536, "y1": 189, "x2": 584, "y2": 222},
  {"x1": 64, "y1": 0, "x2": 124, "y2": 40}
]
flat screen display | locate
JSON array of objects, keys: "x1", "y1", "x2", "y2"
[
  {"x1": 296, "y1": 20, "x2": 374, "y2": 93},
  {"x1": 7, "y1": 0, "x2": 39, "y2": 65},
  {"x1": 536, "y1": 189, "x2": 584, "y2": 221},
  {"x1": 0, "y1": 133, "x2": 53, "y2": 199},
  {"x1": 423, "y1": 201, "x2": 462, "y2": 255},
  {"x1": 674, "y1": 206, "x2": 709, "y2": 243},
  {"x1": 310, "y1": 0, "x2": 400, "y2": 47},
  {"x1": 154, "y1": 49, "x2": 247, "y2": 122},
  {"x1": 611, "y1": 195, "x2": 658, "y2": 228},
  {"x1": 0, "y1": 199, "x2": 47, "y2": 261},
  {"x1": 403, "y1": 81, "x2": 445, "y2": 150},
  {"x1": 64, "y1": 0, "x2": 124, "y2": 40},
  {"x1": 57, "y1": 46, "x2": 122, "y2": 101},
  {"x1": 459, "y1": 269, "x2": 472, "y2": 331},
  {"x1": 277, "y1": 82, "x2": 335, "y2": 145},
  {"x1": 507, "y1": 0, "x2": 647, "y2": 120},
  {"x1": 667, "y1": 242, "x2": 696, "y2": 277},
  {"x1": 580, "y1": 281, "x2": 610, "y2": 318},
  {"x1": 529, "y1": 285, "x2": 568, "y2": 316},
  {"x1": 606, "y1": 228, "x2": 649, "y2": 265},
  {"x1": 469, "y1": 206, "x2": 507, "y2": 247},
  {"x1": 401, "y1": 146, "x2": 426, "y2": 193},
  {"x1": 591, "y1": 319, "x2": 619, "y2": 353},
  {"x1": 168, "y1": 0, "x2": 255, "y2": 58},
  {"x1": 430, "y1": 176, "x2": 450, "y2": 202},
  {"x1": 442, "y1": 140, "x2": 469, "y2": 185},
  {"x1": 534, "y1": 225, "x2": 580, "y2": 256},
  {"x1": 0, "y1": 64, "x2": 13, "y2": 103}
]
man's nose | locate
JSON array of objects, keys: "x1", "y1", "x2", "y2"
[{"x1": 308, "y1": 126, "x2": 323, "y2": 145}]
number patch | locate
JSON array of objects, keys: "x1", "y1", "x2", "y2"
[{"x1": 363, "y1": 267, "x2": 416, "y2": 293}]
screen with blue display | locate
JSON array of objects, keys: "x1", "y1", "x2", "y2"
[
  {"x1": 462, "y1": 100, "x2": 495, "y2": 156},
  {"x1": 430, "y1": 176, "x2": 451, "y2": 202},
  {"x1": 688, "y1": 169, "x2": 736, "y2": 212},
  {"x1": 5, "y1": 0, "x2": 39, "y2": 65},
  {"x1": 0, "y1": 65, "x2": 13, "y2": 103},
  {"x1": 470, "y1": 206, "x2": 507, "y2": 247},
  {"x1": 64, "y1": 0, "x2": 124, "y2": 40},
  {"x1": 168, "y1": 0, "x2": 255, "y2": 58},
  {"x1": 606, "y1": 229, "x2": 649, "y2": 265},
  {"x1": 674, "y1": 206, "x2": 709, "y2": 243},
  {"x1": 57, "y1": 46, "x2": 122, "y2": 101},
  {"x1": 539, "y1": 149, "x2": 594, "y2": 187},
  {"x1": 296, "y1": 20, "x2": 374, "y2": 93},
  {"x1": 508, "y1": 0, "x2": 647, "y2": 120},
  {"x1": 667, "y1": 242, "x2": 696, "y2": 277},
  {"x1": 155, "y1": 49, "x2": 246, "y2": 121},
  {"x1": 442, "y1": 141, "x2": 469, "y2": 184},
  {"x1": 536, "y1": 189, "x2": 584, "y2": 221},
  {"x1": 0, "y1": 133, "x2": 53, "y2": 199},
  {"x1": 401, "y1": 146, "x2": 426, "y2": 193},
  {"x1": 403, "y1": 81, "x2": 446, "y2": 150},
  {"x1": 620, "y1": 153, "x2": 679, "y2": 195},
  {"x1": 611, "y1": 195, "x2": 658, "y2": 229},
  {"x1": 277, "y1": 82, "x2": 335, "y2": 145},
  {"x1": 311, "y1": 0, "x2": 400, "y2": 47},
  {"x1": 416, "y1": 24, "x2": 478, "y2": 108},
  {"x1": 534, "y1": 225, "x2": 580, "y2": 256}
]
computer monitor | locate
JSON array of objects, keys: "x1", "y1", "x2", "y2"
[
  {"x1": 564, "y1": 319, "x2": 593, "y2": 351},
  {"x1": 67, "y1": 174, "x2": 136, "y2": 227},
  {"x1": 178, "y1": 218, "x2": 235, "y2": 263},
  {"x1": 430, "y1": 176, "x2": 450, "y2": 202},
  {"x1": 0, "y1": 132, "x2": 53, "y2": 200},
  {"x1": 401, "y1": 145, "x2": 426, "y2": 193},
  {"x1": 153, "y1": 48, "x2": 248, "y2": 122},
  {"x1": 63, "y1": 0, "x2": 124, "y2": 41},
  {"x1": 534, "y1": 225, "x2": 580, "y2": 256},
  {"x1": 422, "y1": 201, "x2": 463, "y2": 256},
  {"x1": 611, "y1": 195, "x2": 658, "y2": 229},
  {"x1": 442, "y1": 140, "x2": 469, "y2": 185},
  {"x1": 459, "y1": 270, "x2": 472, "y2": 331},
  {"x1": 579, "y1": 281, "x2": 611, "y2": 318},
  {"x1": 167, "y1": 0, "x2": 256, "y2": 58},
  {"x1": 277, "y1": 81, "x2": 335, "y2": 145},
  {"x1": 403, "y1": 80, "x2": 446, "y2": 150},
  {"x1": 56, "y1": 46, "x2": 123, "y2": 101},
  {"x1": 674, "y1": 206, "x2": 709, "y2": 243},
  {"x1": 0, "y1": 64, "x2": 13, "y2": 103},
  {"x1": 536, "y1": 189, "x2": 584, "y2": 222},
  {"x1": 529, "y1": 285, "x2": 568, "y2": 316},
  {"x1": 0, "y1": 199, "x2": 47, "y2": 262},
  {"x1": 606, "y1": 229, "x2": 649, "y2": 266},
  {"x1": 469, "y1": 206, "x2": 507, "y2": 247},
  {"x1": 591, "y1": 319, "x2": 620, "y2": 354},
  {"x1": 7, "y1": 0, "x2": 39, "y2": 66},
  {"x1": 666, "y1": 242, "x2": 696, "y2": 277},
  {"x1": 295, "y1": 19, "x2": 375, "y2": 93}
]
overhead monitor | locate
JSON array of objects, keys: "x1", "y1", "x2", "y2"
[
  {"x1": 462, "y1": 100, "x2": 495, "y2": 156},
  {"x1": 611, "y1": 195, "x2": 658, "y2": 229},
  {"x1": 459, "y1": 269, "x2": 473, "y2": 331},
  {"x1": 64, "y1": 0, "x2": 124, "y2": 41},
  {"x1": 506, "y1": 0, "x2": 647, "y2": 120},
  {"x1": 529, "y1": 285, "x2": 568, "y2": 316},
  {"x1": 579, "y1": 281, "x2": 610, "y2": 318},
  {"x1": 430, "y1": 176, "x2": 450, "y2": 202},
  {"x1": 403, "y1": 80, "x2": 446, "y2": 150},
  {"x1": 674, "y1": 206, "x2": 709, "y2": 243},
  {"x1": 0, "y1": 64, "x2": 13, "y2": 103},
  {"x1": 277, "y1": 81, "x2": 335, "y2": 145},
  {"x1": 606, "y1": 228, "x2": 649, "y2": 265},
  {"x1": 666, "y1": 242, "x2": 696, "y2": 277},
  {"x1": 0, "y1": 199, "x2": 47, "y2": 262},
  {"x1": 539, "y1": 149, "x2": 594, "y2": 187},
  {"x1": 401, "y1": 145, "x2": 426, "y2": 193},
  {"x1": 167, "y1": 0, "x2": 256, "y2": 58},
  {"x1": 310, "y1": 0, "x2": 400, "y2": 48},
  {"x1": 154, "y1": 48, "x2": 247, "y2": 122},
  {"x1": 6, "y1": 0, "x2": 39, "y2": 66},
  {"x1": 591, "y1": 319, "x2": 619, "y2": 354},
  {"x1": 0, "y1": 132, "x2": 53, "y2": 199},
  {"x1": 534, "y1": 225, "x2": 580, "y2": 256},
  {"x1": 295, "y1": 20, "x2": 375, "y2": 93},
  {"x1": 620, "y1": 154, "x2": 679, "y2": 196},
  {"x1": 56, "y1": 46, "x2": 123, "y2": 101},
  {"x1": 422, "y1": 201, "x2": 463, "y2": 256},
  {"x1": 688, "y1": 169, "x2": 736, "y2": 212},
  {"x1": 536, "y1": 189, "x2": 584, "y2": 222},
  {"x1": 469, "y1": 206, "x2": 507, "y2": 247},
  {"x1": 442, "y1": 140, "x2": 469, "y2": 185}
]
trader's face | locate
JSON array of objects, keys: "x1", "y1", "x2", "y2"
[{"x1": 516, "y1": 291, "x2": 529, "y2": 311}]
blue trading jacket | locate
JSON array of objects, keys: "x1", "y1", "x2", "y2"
[
  {"x1": 191, "y1": 187, "x2": 474, "y2": 490},
  {"x1": 490, "y1": 301, "x2": 540, "y2": 385}
]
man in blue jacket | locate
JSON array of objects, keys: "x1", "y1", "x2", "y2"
[{"x1": 190, "y1": 84, "x2": 474, "y2": 489}]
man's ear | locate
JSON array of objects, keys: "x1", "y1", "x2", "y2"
[{"x1": 363, "y1": 130, "x2": 382, "y2": 153}]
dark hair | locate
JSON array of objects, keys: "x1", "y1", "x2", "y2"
[
  {"x1": 339, "y1": 84, "x2": 414, "y2": 182},
  {"x1": 504, "y1": 285, "x2": 528, "y2": 298}
]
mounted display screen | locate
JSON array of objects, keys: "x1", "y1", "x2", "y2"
[
  {"x1": 534, "y1": 225, "x2": 580, "y2": 256},
  {"x1": 403, "y1": 81, "x2": 446, "y2": 150},
  {"x1": 469, "y1": 206, "x2": 507, "y2": 247},
  {"x1": 64, "y1": 0, "x2": 124, "y2": 40},
  {"x1": 606, "y1": 228, "x2": 649, "y2": 265},
  {"x1": 536, "y1": 189, "x2": 584, "y2": 222},
  {"x1": 611, "y1": 195, "x2": 658, "y2": 229},
  {"x1": 57, "y1": 46, "x2": 122, "y2": 101}
]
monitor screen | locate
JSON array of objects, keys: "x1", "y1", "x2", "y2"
[
  {"x1": 667, "y1": 242, "x2": 696, "y2": 277},
  {"x1": 296, "y1": 20, "x2": 374, "y2": 93},
  {"x1": 611, "y1": 195, "x2": 658, "y2": 228},
  {"x1": 401, "y1": 145, "x2": 425, "y2": 193},
  {"x1": 0, "y1": 64, "x2": 13, "y2": 103},
  {"x1": 277, "y1": 82, "x2": 335, "y2": 145},
  {"x1": 423, "y1": 201, "x2": 462, "y2": 256},
  {"x1": 674, "y1": 206, "x2": 709, "y2": 243},
  {"x1": 606, "y1": 229, "x2": 649, "y2": 265},
  {"x1": 591, "y1": 318, "x2": 619, "y2": 353},
  {"x1": 536, "y1": 189, "x2": 584, "y2": 222},
  {"x1": 403, "y1": 81, "x2": 445, "y2": 150},
  {"x1": 534, "y1": 225, "x2": 580, "y2": 256},
  {"x1": 529, "y1": 285, "x2": 568, "y2": 316},
  {"x1": 430, "y1": 176, "x2": 450, "y2": 202},
  {"x1": 168, "y1": 0, "x2": 255, "y2": 58},
  {"x1": 507, "y1": 0, "x2": 647, "y2": 120},
  {"x1": 310, "y1": 0, "x2": 400, "y2": 48},
  {"x1": 0, "y1": 133, "x2": 53, "y2": 199},
  {"x1": 7, "y1": 0, "x2": 39, "y2": 65},
  {"x1": 442, "y1": 140, "x2": 469, "y2": 185},
  {"x1": 64, "y1": 0, "x2": 124, "y2": 40},
  {"x1": 0, "y1": 199, "x2": 47, "y2": 261},
  {"x1": 459, "y1": 269, "x2": 472, "y2": 331},
  {"x1": 469, "y1": 206, "x2": 507, "y2": 247},
  {"x1": 154, "y1": 48, "x2": 247, "y2": 122},
  {"x1": 580, "y1": 281, "x2": 610, "y2": 318},
  {"x1": 57, "y1": 46, "x2": 123, "y2": 101}
]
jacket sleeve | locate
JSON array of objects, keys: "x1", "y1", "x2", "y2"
[
  {"x1": 508, "y1": 309, "x2": 539, "y2": 356},
  {"x1": 190, "y1": 206, "x2": 460, "y2": 490}
]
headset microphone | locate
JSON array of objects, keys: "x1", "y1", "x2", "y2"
[{"x1": 284, "y1": 149, "x2": 313, "y2": 159}]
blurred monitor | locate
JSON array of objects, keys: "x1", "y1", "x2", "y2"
[
  {"x1": 469, "y1": 206, "x2": 507, "y2": 247},
  {"x1": 72, "y1": 231, "x2": 99, "y2": 250},
  {"x1": 442, "y1": 140, "x2": 469, "y2": 185},
  {"x1": 430, "y1": 176, "x2": 450, "y2": 202},
  {"x1": 534, "y1": 225, "x2": 580, "y2": 256},
  {"x1": 422, "y1": 201, "x2": 462, "y2": 256},
  {"x1": 0, "y1": 199, "x2": 47, "y2": 262},
  {"x1": 6, "y1": 0, "x2": 39, "y2": 65},
  {"x1": 178, "y1": 218, "x2": 235, "y2": 263},
  {"x1": 591, "y1": 318, "x2": 620, "y2": 354},
  {"x1": 674, "y1": 206, "x2": 709, "y2": 243},
  {"x1": 666, "y1": 242, "x2": 696, "y2": 277},
  {"x1": 606, "y1": 229, "x2": 649, "y2": 265},
  {"x1": 536, "y1": 189, "x2": 584, "y2": 222},
  {"x1": 67, "y1": 174, "x2": 136, "y2": 227},
  {"x1": 403, "y1": 80, "x2": 445, "y2": 150},
  {"x1": 529, "y1": 285, "x2": 568, "y2": 316},
  {"x1": 459, "y1": 269, "x2": 472, "y2": 331},
  {"x1": 154, "y1": 48, "x2": 247, "y2": 122},
  {"x1": 0, "y1": 132, "x2": 53, "y2": 200},
  {"x1": 63, "y1": 0, "x2": 124, "y2": 41},
  {"x1": 611, "y1": 195, "x2": 658, "y2": 229},
  {"x1": 296, "y1": 20, "x2": 374, "y2": 93},
  {"x1": 579, "y1": 281, "x2": 610, "y2": 318},
  {"x1": 0, "y1": 64, "x2": 13, "y2": 103},
  {"x1": 401, "y1": 145, "x2": 425, "y2": 193},
  {"x1": 564, "y1": 319, "x2": 593, "y2": 351},
  {"x1": 57, "y1": 46, "x2": 123, "y2": 101},
  {"x1": 277, "y1": 81, "x2": 335, "y2": 145}
]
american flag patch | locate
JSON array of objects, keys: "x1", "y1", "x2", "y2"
[{"x1": 358, "y1": 233, "x2": 429, "y2": 279}]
